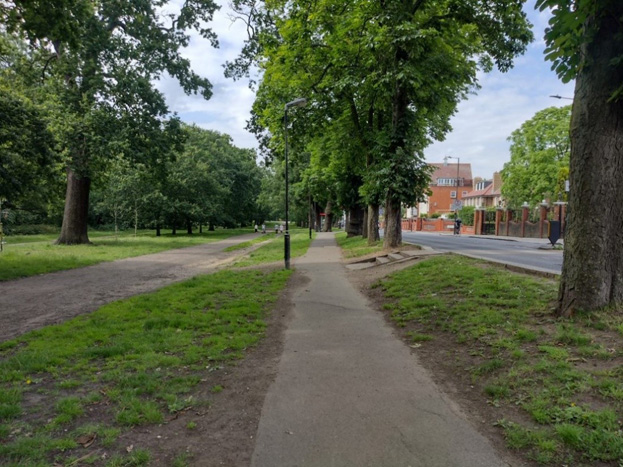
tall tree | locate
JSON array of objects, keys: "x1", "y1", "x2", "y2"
[
  {"x1": 229, "y1": 0, "x2": 533, "y2": 248},
  {"x1": 1, "y1": 0, "x2": 218, "y2": 244},
  {"x1": 536, "y1": 0, "x2": 623, "y2": 315},
  {"x1": 501, "y1": 105, "x2": 571, "y2": 208},
  {"x1": 0, "y1": 33, "x2": 61, "y2": 210}
]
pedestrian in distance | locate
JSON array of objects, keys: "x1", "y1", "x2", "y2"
[
  {"x1": 454, "y1": 216, "x2": 462, "y2": 236},
  {"x1": 254, "y1": 223, "x2": 258, "y2": 233},
  {"x1": 275, "y1": 224, "x2": 279, "y2": 234},
  {"x1": 279, "y1": 224, "x2": 284, "y2": 234},
  {"x1": 261, "y1": 224, "x2": 266, "y2": 234}
]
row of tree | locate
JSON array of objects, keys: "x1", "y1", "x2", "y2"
[
  {"x1": 0, "y1": 1, "x2": 284, "y2": 237},
  {"x1": 228, "y1": 0, "x2": 533, "y2": 248},
  {"x1": 232, "y1": 0, "x2": 623, "y2": 317},
  {"x1": 90, "y1": 126, "x2": 268, "y2": 235},
  {"x1": 0, "y1": 0, "x2": 222, "y2": 243}
]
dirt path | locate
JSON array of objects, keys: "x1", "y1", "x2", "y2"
[{"x1": 0, "y1": 233, "x2": 264, "y2": 342}]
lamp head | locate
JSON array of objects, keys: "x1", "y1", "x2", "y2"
[{"x1": 286, "y1": 98, "x2": 307, "y2": 109}]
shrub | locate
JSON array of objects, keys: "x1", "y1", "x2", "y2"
[{"x1": 459, "y1": 206, "x2": 475, "y2": 226}]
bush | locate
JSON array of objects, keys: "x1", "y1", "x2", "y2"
[{"x1": 459, "y1": 206, "x2": 475, "y2": 226}]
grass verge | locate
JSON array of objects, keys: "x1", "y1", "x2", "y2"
[
  {"x1": 377, "y1": 255, "x2": 623, "y2": 465},
  {"x1": 231, "y1": 228, "x2": 314, "y2": 267},
  {"x1": 0, "y1": 268, "x2": 291, "y2": 465},
  {"x1": 0, "y1": 229, "x2": 252, "y2": 281},
  {"x1": 335, "y1": 231, "x2": 384, "y2": 258}
]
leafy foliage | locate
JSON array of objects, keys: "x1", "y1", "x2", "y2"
[
  {"x1": 536, "y1": 0, "x2": 623, "y2": 98},
  {"x1": 501, "y1": 106, "x2": 571, "y2": 208},
  {"x1": 229, "y1": 0, "x2": 533, "y2": 246},
  {"x1": 0, "y1": 0, "x2": 220, "y2": 243}
]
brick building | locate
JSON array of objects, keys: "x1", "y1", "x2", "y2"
[
  {"x1": 420, "y1": 162, "x2": 473, "y2": 215},
  {"x1": 463, "y1": 172, "x2": 503, "y2": 208}
]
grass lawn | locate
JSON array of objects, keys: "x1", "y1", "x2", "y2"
[
  {"x1": 378, "y1": 255, "x2": 623, "y2": 465},
  {"x1": 231, "y1": 228, "x2": 314, "y2": 267},
  {"x1": 335, "y1": 231, "x2": 384, "y2": 258},
  {"x1": 0, "y1": 229, "x2": 252, "y2": 281},
  {"x1": 0, "y1": 268, "x2": 291, "y2": 466}
]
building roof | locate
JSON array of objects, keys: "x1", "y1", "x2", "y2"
[
  {"x1": 429, "y1": 162, "x2": 473, "y2": 185},
  {"x1": 464, "y1": 183, "x2": 502, "y2": 199}
]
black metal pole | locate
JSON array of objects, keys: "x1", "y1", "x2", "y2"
[
  {"x1": 456, "y1": 158, "x2": 460, "y2": 209},
  {"x1": 308, "y1": 192, "x2": 312, "y2": 239},
  {"x1": 284, "y1": 107, "x2": 291, "y2": 270}
]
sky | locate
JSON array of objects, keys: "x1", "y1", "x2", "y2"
[{"x1": 156, "y1": 0, "x2": 575, "y2": 180}]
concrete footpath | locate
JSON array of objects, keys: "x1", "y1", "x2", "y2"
[{"x1": 251, "y1": 233, "x2": 509, "y2": 467}]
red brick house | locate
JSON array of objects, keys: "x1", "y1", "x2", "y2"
[
  {"x1": 463, "y1": 172, "x2": 503, "y2": 208},
  {"x1": 421, "y1": 162, "x2": 473, "y2": 215}
]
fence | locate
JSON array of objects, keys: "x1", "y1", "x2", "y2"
[{"x1": 401, "y1": 203, "x2": 567, "y2": 239}]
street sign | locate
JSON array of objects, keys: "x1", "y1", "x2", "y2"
[{"x1": 451, "y1": 200, "x2": 463, "y2": 211}]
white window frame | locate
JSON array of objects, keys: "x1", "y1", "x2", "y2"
[{"x1": 450, "y1": 191, "x2": 457, "y2": 199}]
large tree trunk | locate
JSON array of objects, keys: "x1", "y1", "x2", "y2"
[
  {"x1": 209, "y1": 223, "x2": 215, "y2": 231},
  {"x1": 362, "y1": 208, "x2": 369, "y2": 239},
  {"x1": 558, "y1": 6, "x2": 623, "y2": 316},
  {"x1": 56, "y1": 169, "x2": 91, "y2": 245},
  {"x1": 367, "y1": 204, "x2": 380, "y2": 244},
  {"x1": 346, "y1": 206, "x2": 364, "y2": 237},
  {"x1": 186, "y1": 220, "x2": 193, "y2": 235},
  {"x1": 383, "y1": 195, "x2": 402, "y2": 249},
  {"x1": 322, "y1": 200, "x2": 333, "y2": 232},
  {"x1": 156, "y1": 224, "x2": 161, "y2": 237}
]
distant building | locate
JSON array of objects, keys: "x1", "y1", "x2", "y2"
[
  {"x1": 421, "y1": 162, "x2": 473, "y2": 215},
  {"x1": 463, "y1": 172, "x2": 503, "y2": 208}
]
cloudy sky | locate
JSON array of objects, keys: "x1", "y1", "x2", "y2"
[{"x1": 157, "y1": 0, "x2": 575, "y2": 180}]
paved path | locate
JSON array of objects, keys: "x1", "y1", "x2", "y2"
[
  {"x1": 251, "y1": 233, "x2": 508, "y2": 467},
  {"x1": 0, "y1": 233, "x2": 261, "y2": 342}
]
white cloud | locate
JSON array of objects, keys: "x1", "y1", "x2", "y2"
[
  {"x1": 156, "y1": 0, "x2": 575, "y2": 175},
  {"x1": 426, "y1": 0, "x2": 575, "y2": 179},
  {"x1": 154, "y1": 0, "x2": 258, "y2": 150}
]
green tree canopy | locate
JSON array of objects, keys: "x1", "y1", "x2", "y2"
[
  {"x1": 1, "y1": 0, "x2": 219, "y2": 244},
  {"x1": 501, "y1": 105, "x2": 571, "y2": 208},
  {"x1": 229, "y1": 0, "x2": 533, "y2": 246}
]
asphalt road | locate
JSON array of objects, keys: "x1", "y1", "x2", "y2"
[{"x1": 399, "y1": 231, "x2": 563, "y2": 275}]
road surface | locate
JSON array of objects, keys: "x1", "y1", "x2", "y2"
[{"x1": 400, "y1": 231, "x2": 562, "y2": 274}]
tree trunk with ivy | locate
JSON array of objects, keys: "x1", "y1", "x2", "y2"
[{"x1": 558, "y1": 5, "x2": 623, "y2": 316}]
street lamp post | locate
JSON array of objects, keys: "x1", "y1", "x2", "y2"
[
  {"x1": 284, "y1": 97, "x2": 307, "y2": 270},
  {"x1": 444, "y1": 156, "x2": 460, "y2": 211}
]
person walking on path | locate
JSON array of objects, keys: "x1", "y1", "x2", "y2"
[{"x1": 251, "y1": 232, "x2": 510, "y2": 467}]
